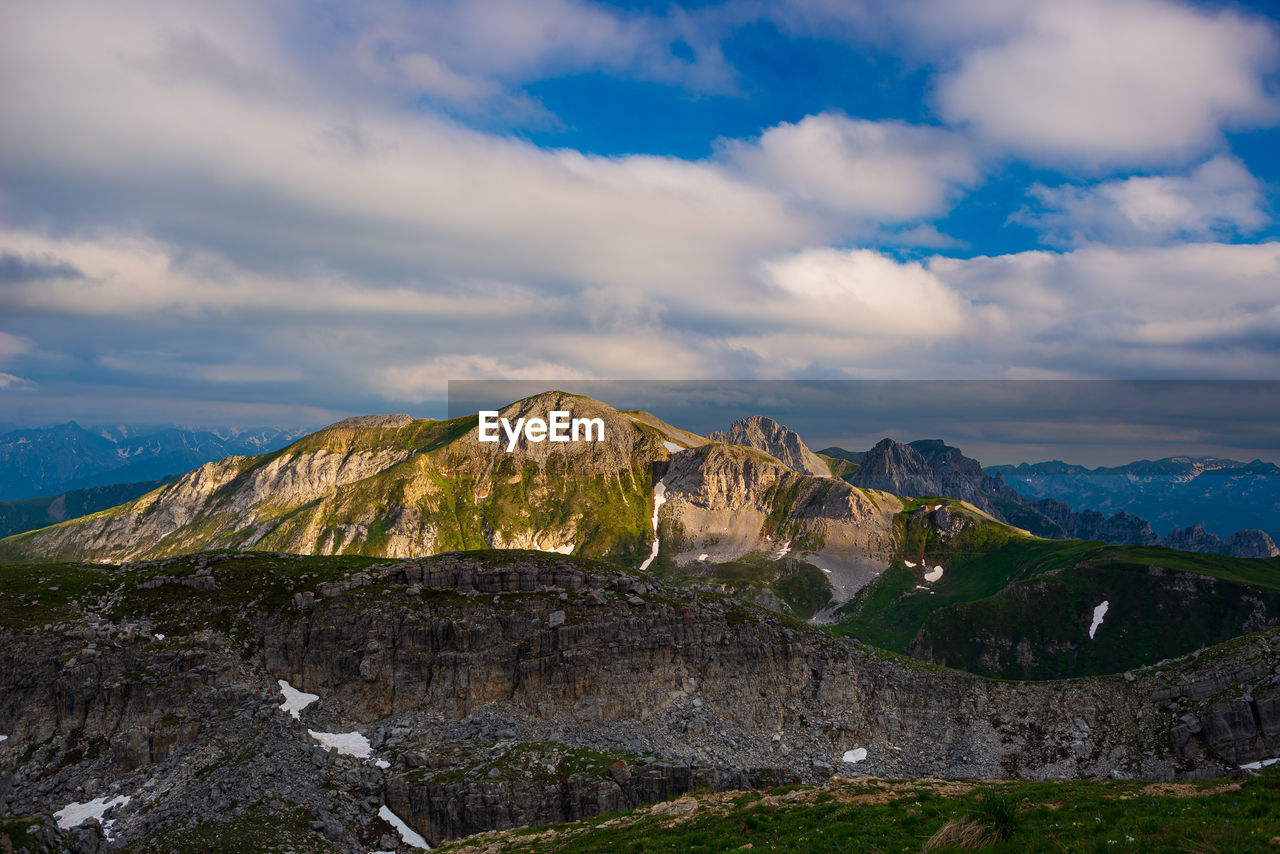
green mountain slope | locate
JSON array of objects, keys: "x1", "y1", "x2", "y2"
[
  {"x1": 0, "y1": 394, "x2": 690, "y2": 565},
  {"x1": 832, "y1": 502, "x2": 1280, "y2": 679},
  {"x1": 0, "y1": 477, "x2": 177, "y2": 539}
]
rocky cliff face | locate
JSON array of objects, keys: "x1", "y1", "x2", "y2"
[
  {"x1": 1163, "y1": 524, "x2": 1280, "y2": 559},
  {"x1": 844, "y1": 439, "x2": 1276, "y2": 559},
  {"x1": 1026, "y1": 499, "x2": 1161, "y2": 545},
  {"x1": 848, "y1": 439, "x2": 1017, "y2": 518},
  {"x1": 3, "y1": 552, "x2": 1277, "y2": 849},
  {"x1": 659, "y1": 443, "x2": 901, "y2": 600},
  {"x1": 707, "y1": 416, "x2": 830, "y2": 477}
]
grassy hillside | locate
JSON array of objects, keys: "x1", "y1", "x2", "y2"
[
  {"x1": 433, "y1": 770, "x2": 1280, "y2": 853},
  {"x1": 831, "y1": 517, "x2": 1280, "y2": 678},
  {"x1": 0, "y1": 395, "x2": 671, "y2": 566},
  {"x1": 0, "y1": 477, "x2": 178, "y2": 539}
]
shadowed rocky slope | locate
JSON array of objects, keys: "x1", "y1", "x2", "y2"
[{"x1": 2, "y1": 552, "x2": 1278, "y2": 850}]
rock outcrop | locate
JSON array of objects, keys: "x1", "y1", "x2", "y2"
[
  {"x1": 1026, "y1": 499, "x2": 1161, "y2": 545},
  {"x1": 1163, "y1": 524, "x2": 1280, "y2": 559},
  {"x1": 708, "y1": 416, "x2": 830, "y2": 477},
  {"x1": 848, "y1": 439, "x2": 1018, "y2": 518}
]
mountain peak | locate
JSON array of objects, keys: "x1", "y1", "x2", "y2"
[{"x1": 707, "y1": 415, "x2": 830, "y2": 477}]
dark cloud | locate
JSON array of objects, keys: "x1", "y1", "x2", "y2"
[
  {"x1": 449, "y1": 380, "x2": 1280, "y2": 467},
  {"x1": 0, "y1": 252, "x2": 83, "y2": 284}
]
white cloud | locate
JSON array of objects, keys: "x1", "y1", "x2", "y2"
[
  {"x1": 761, "y1": 248, "x2": 972, "y2": 337},
  {"x1": 0, "y1": 331, "x2": 32, "y2": 362},
  {"x1": 932, "y1": 0, "x2": 1280, "y2": 164},
  {"x1": 930, "y1": 241, "x2": 1280, "y2": 374},
  {"x1": 2, "y1": 0, "x2": 1279, "y2": 427},
  {"x1": 722, "y1": 113, "x2": 979, "y2": 222},
  {"x1": 339, "y1": 0, "x2": 736, "y2": 102},
  {"x1": 1015, "y1": 155, "x2": 1269, "y2": 245},
  {"x1": 0, "y1": 372, "x2": 38, "y2": 391},
  {"x1": 0, "y1": 1, "x2": 807, "y2": 302}
]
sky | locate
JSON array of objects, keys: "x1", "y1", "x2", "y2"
[
  {"x1": 448, "y1": 380, "x2": 1280, "y2": 466},
  {"x1": 1, "y1": 0, "x2": 1279, "y2": 452}
]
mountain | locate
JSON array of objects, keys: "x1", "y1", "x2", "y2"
[
  {"x1": 0, "y1": 477, "x2": 178, "y2": 539},
  {"x1": 4, "y1": 391, "x2": 1279, "y2": 683},
  {"x1": 0, "y1": 422, "x2": 302, "y2": 501},
  {"x1": 832, "y1": 507, "x2": 1280, "y2": 679},
  {"x1": 830, "y1": 438, "x2": 1277, "y2": 559},
  {"x1": 0, "y1": 395, "x2": 910, "y2": 610},
  {"x1": 847, "y1": 438, "x2": 1020, "y2": 517},
  {"x1": 1, "y1": 550, "x2": 1276, "y2": 848},
  {"x1": 707, "y1": 415, "x2": 831, "y2": 477},
  {"x1": 989, "y1": 456, "x2": 1280, "y2": 539}
]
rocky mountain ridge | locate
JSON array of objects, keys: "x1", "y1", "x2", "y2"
[
  {"x1": 2, "y1": 551, "x2": 1277, "y2": 850},
  {"x1": 706, "y1": 415, "x2": 830, "y2": 477},
  {"x1": 0, "y1": 395, "x2": 912, "y2": 609},
  {"x1": 839, "y1": 438, "x2": 1277, "y2": 559}
]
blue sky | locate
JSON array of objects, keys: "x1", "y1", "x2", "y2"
[{"x1": 1, "y1": 0, "x2": 1278, "y2": 437}]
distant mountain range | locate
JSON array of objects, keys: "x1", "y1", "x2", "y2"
[
  {"x1": 988, "y1": 457, "x2": 1280, "y2": 541},
  {"x1": 0, "y1": 422, "x2": 303, "y2": 501},
  {"x1": 820, "y1": 439, "x2": 1278, "y2": 560}
]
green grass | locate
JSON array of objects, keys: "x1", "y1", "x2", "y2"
[
  {"x1": 660, "y1": 552, "x2": 835, "y2": 619},
  {"x1": 0, "y1": 548, "x2": 644, "y2": 638},
  {"x1": 117, "y1": 803, "x2": 338, "y2": 853},
  {"x1": 399, "y1": 741, "x2": 656, "y2": 787},
  {"x1": 831, "y1": 534, "x2": 1280, "y2": 679},
  {"x1": 434, "y1": 770, "x2": 1280, "y2": 853}
]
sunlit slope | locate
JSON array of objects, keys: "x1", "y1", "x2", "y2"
[{"x1": 0, "y1": 393, "x2": 699, "y2": 564}]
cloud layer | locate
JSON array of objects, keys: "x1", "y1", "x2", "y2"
[{"x1": 0, "y1": 0, "x2": 1278, "y2": 429}]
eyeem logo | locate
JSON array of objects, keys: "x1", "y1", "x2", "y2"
[{"x1": 478, "y1": 410, "x2": 606, "y2": 452}]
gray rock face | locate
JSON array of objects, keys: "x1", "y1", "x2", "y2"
[
  {"x1": 707, "y1": 415, "x2": 830, "y2": 477},
  {"x1": 1162, "y1": 525, "x2": 1280, "y2": 559},
  {"x1": 1027, "y1": 499, "x2": 1161, "y2": 545},
  {"x1": 660, "y1": 443, "x2": 901, "y2": 599},
  {"x1": 4, "y1": 552, "x2": 1277, "y2": 849},
  {"x1": 849, "y1": 439, "x2": 1015, "y2": 516}
]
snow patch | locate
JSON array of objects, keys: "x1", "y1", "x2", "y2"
[
  {"x1": 1241, "y1": 757, "x2": 1280, "y2": 771},
  {"x1": 638, "y1": 480, "x2": 666, "y2": 572},
  {"x1": 0, "y1": 734, "x2": 7, "y2": 743},
  {"x1": 1089, "y1": 601, "x2": 1109, "y2": 640},
  {"x1": 819, "y1": 567, "x2": 832, "y2": 574},
  {"x1": 923, "y1": 565, "x2": 944, "y2": 583},
  {"x1": 698, "y1": 554, "x2": 708, "y2": 561},
  {"x1": 774, "y1": 540, "x2": 792, "y2": 559},
  {"x1": 56, "y1": 795, "x2": 131, "y2": 840},
  {"x1": 379, "y1": 804, "x2": 430, "y2": 849},
  {"x1": 154, "y1": 633, "x2": 164, "y2": 640},
  {"x1": 842, "y1": 748, "x2": 867, "y2": 763},
  {"x1": 309, "y1": 730, "x2": 372, "y2": 758},
  {"x1": 278, "y1": 679, "x2": 319, "y2": 719},
  {"x1": 903, "y1": 560, "x2": 917, "y2": 568},
  {"x1": 663, "y1": 440, "x2": 683, "y2": 453},
  {"x1": 375, "y1": 758, "x2": 391, "y2": 769}
]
